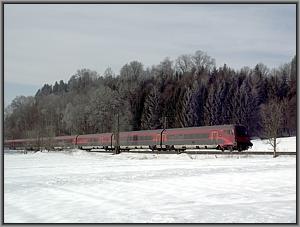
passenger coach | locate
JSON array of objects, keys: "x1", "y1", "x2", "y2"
[{"x1": 4, "y1": 124, "x2": 253, "y2": 152}]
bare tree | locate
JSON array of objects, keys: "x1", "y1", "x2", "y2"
[
  {"x1": 192, "y1": 50, "x2": 216, "y2": 73},
  {"x1": 254, "y1": 63, "x2": 269, "y2": 77},
  {"x1": 103, "y1": 67, "x2": 115, "y2": 78},
  {"x1": 261, "y1": 99, "x2": 286, "y2": 157},
  {"x1": 154, "y1": 57, "x2": 174, "y2": 79},
  {"x1": 175, "y1": 54, "x2": 193, "y2": 74}
]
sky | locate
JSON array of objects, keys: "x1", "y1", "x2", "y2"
[{"x1": 4, "y1": 4, "x2": 296, "y2": 106}]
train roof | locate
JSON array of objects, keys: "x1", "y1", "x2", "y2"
[
  {"x1": 166, "y1": 125, "x2": 236, "y2": 131},
  {"x1": 76, "y1": 133, "x2": 113, "y2": 137},
  {"x1": 5, "y1": 125, "x2": 245, "y2": 142},
  {"x1": 73, "y1": 125, "x2": 240, "y2": 136}
]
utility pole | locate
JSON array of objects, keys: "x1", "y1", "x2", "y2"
[
  {"x1": 160, "y1": 116, "x2": 167, "y2": 151},
  {"x1": 164, "y1": 116, "x2": 167, "y2": 129},
  {"x1": 114, "y1": 113, "x2": 120, "y2": 154}
]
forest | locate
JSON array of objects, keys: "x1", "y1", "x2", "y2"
[{"x1": 4, "y1": 51, "x2": 296, "y2": 140}]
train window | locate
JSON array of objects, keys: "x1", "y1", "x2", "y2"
[
  {"x1": 167, "y1": 133, "x2": 210, "y2": 140},
  {"x1": 224, "y1": 130, "x2": 234, "y2": 135},
  {"x1": 133, "y1": 135, "x2": 138, "y2": 141},
  {"x1": 167, "y1": 135, "x2": 176, "y2": 140},
  {"x1": 198, "y1": 134, "x2": 209, "y2": 139},
  {"x1": 184, "y1": 134, "x2": 191, "y2": 139},
  {"x1": 189, "y1": 134, "x2": 196, "y2": 139},
  {"x1": 183, "y1": 134, "x2": 209, "y2": 139},
  {"x1": 194, "y1": 134, "x2": 200, "y2": 139},
  {"x1": 236, "y1": 126, "x2": 248, "y2": 136}
]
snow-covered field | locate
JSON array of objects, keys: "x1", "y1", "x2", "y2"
[
  {"x1": 4, "y1": 137, "x2": 296, "y2": 223},
  {"x1": 250, "y1": 136, "x2": 296, "y2": 152}
]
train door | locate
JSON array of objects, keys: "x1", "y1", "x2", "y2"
[
  {"x1": 211, "y1": 131, "x2": 218, "y2": 144},
  {"x1": 156, "y1": 134, "x2": 167, "y2": 145},
  {"x1": 162, "y1": 134, "x2": 167, "y2": 143},
  {"x1": 156, "y1": 134, "x2": 160, "y2": 144}
]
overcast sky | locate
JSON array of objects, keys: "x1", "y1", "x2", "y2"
[{"x1": 4, "y1": 4, "x2": 296, "y2": 105}]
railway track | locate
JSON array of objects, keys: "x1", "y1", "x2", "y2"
[
  {"x1": 182, "y1": 151, "x2": 296, "y2": 155},
  {"x1": 4, "y1": 148, "x2": 296, "y2": 156},
  {"x1": 87, "y1": 149, "x2": 296, "y2": 156}
]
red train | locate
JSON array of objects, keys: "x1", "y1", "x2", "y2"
[{"x1": 4, "y1": 125, "x2": 253, "y2": 152}]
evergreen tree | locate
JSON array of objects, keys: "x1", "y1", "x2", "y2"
[{"x1": 141, "y1": 86, "x2": 163, "y2": 130}]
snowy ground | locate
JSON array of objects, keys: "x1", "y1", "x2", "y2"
[
  {"x1": 4, "y1": 137, "x2": 297, "y2": 223},
  {"x1": 249, "y1": 136, "x2": 296, "y2": 152}
]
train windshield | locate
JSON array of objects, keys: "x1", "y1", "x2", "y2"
[{"x1": 235, "y1": 126, "x2": 248, "y2": 136}]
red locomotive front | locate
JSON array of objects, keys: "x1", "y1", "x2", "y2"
[{"x1": 234, "y1": 125, "x2": 253, "y2": 151}]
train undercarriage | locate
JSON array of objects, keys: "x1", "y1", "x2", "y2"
[
  {"x1": 6, "y1": 141, "x2": 252, "y2": 153},
  {"x1": 77, "y1": 142, "x2": 252, "y2": 153}
]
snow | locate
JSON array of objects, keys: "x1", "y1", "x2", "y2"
[
  {"x1": 249, "y1": 136, "x2": 296, "y2": 152},
  {"x1": 4, "y1": 137, "x2": 296, "y2": 223}
]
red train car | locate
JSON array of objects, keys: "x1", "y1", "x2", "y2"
[
  {"x1": 76, "y1": 133, "x2": 113, "y2": 149},
  {"x1": 163, "y1": 125, "x2": 252, "y2": 151},
  {"x1": 4, "y1": 125, "x2": 252, "y2": 152},
  {"x1": 75, "y1": 125, "x2": 252, "y2": 151},
  {"x1": 4, "y1": 138, "x2": 37, "y2": 150},
  {"x1": 4, "y1": 135, "x2": 77, "y2": 150}
]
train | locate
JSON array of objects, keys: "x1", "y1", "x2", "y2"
[{"x1": 4, "y1": 125, "x2": 253, "y2": 152}]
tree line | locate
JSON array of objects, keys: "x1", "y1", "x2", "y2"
[{"x1": 4, "y1": 51, "x2": 296, "y2": 140}]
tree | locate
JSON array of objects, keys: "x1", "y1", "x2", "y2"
[
  {"x1": 192, "y1": 50, "x2": 216, "y2": 73},
  {"x1": 35, "y1": 84, "x2": 52, "y2": 97},
  {"x1": 254, "y1": 63, "x2": 269, "y2": 77},
  {"x1": 175, "y1": 54, "x2": 193, "y2": 74},
  {"x1": 222, "y1": 77, "x2": 237, "y2": 124},
  {"x1": 176, "y1": 84, "x2": 199, "y2": 127},
  {"x1": 250, "y1": 66, "x2": 268, "y2": 105},
  {"x1": 103, "y1": 67, "x2": 115, "y2": 78},
  {"x1": 260, "y1": 99, "x2": 286, "y2": 157},
  {"x1": 118, "y1": 61, "x2": 145, "y2": 129},
  {"x1": 234, "y1": 78, "x2": 260, "y2": 135},
  {"x1": 287, "y1": 56, "x2": 297, "y2": 135},
  {"x1": 141, "y1": 86, "x2": 162, "y2": 129},
  {"x1": 193, "y1": 80, "x2": 208, "y2": 126},
  {"x1": 67, "y1": 69, "x2": 98, "y2": 93},
  {"x1": 154, "y1": 58, "x2": 174, "y2": 83},
  {"x1": 120, "y1": 61, "x2": 143, "y2": 82},
  {"x1": 276, "y1": 64, "x2": 290, "y2": 100}
]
